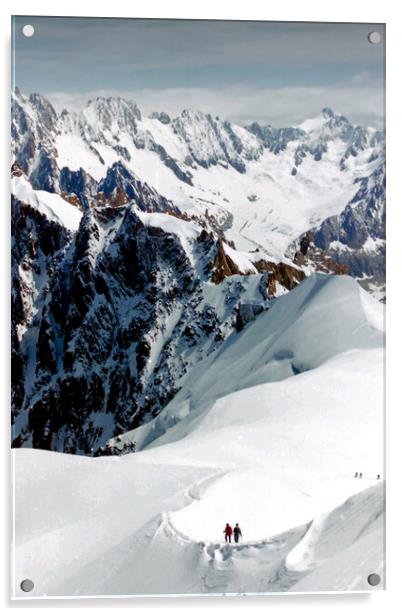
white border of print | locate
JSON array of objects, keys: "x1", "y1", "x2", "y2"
[{"x1": 1, "y1": 1, "x2": 401, "y2": 614}]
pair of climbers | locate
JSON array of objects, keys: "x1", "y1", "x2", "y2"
[
  {"x1": 354, "y1": 472, "x2": 363, "y2": 479},
  {"x1": 223, "y1": 523, "x2": 242, "y2": 543}
]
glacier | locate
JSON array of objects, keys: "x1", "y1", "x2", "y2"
[{"x1": 12, "y1": 89, "x2": 385, "y2": 288}]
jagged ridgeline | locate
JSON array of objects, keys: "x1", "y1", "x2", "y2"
[{"x1": 11, "y1": 90, "x2": 385, "y2": 454}]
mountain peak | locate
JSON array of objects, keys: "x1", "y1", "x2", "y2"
[
  {"x1": 322, "y1": 107, "x2": 335, "y2": 119},
  {"x1": 150, "y1": 111, "x2": 171, "y2": 125},
  {"x1": 178, "y1": 108, "x2": 211, "y2": 123},
  {"x1": 297, "y1": 108, "x2": 352, "y2": 135},
  {"x1": 28, "y1": 92, "x2": 57, "y2": 114},
  {"x1": 84, "y1": 96, "x2": 142, "y2": 123}
]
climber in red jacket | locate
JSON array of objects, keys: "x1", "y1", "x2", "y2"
[{"x1": 223, "y1": 523, "x2": 233, "y2": 543}]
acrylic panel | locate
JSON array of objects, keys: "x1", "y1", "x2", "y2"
[{"x1": 11, "y1": 16, "x2": 385, "y2": 598}]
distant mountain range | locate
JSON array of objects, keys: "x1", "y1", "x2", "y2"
[{"x1": 11, "y1": 89, "x2": 385, "y2": 453}]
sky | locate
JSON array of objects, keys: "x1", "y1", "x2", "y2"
[{"x1": 12, "y1": 17, "x2": 385, "y2": 127}]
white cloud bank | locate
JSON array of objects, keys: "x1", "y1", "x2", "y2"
[{"x1": 45, "y1": 83, "x2": 384, "y2": 129}]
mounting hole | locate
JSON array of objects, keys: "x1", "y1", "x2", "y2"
[
  {"x1": 368, "y1": 31, "x2": 381, "y2": 45},
  {"x1": 22, "y1": 24, "x2": 35, "y2": 38},
  {"x1": 20, "y1": 578, "x2": 34, "y2": 592},
  {"x1": 367, "y1": 573, "x2": 381, "y2": 586}
]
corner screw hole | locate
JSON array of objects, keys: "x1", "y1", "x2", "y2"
[{"x1": 22, "y1": 25, "x2": 35, "y2": 38}]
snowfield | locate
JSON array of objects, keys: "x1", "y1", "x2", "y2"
[
  {"x1": 14, "y1": 88, "x2": 384, "y2": 262},
  {"x1": 12, "y1": 274, "x2": 384, "y2": 597},
  {"x1": 12, "y1": 175, "x2": 82, "y2": 232}
]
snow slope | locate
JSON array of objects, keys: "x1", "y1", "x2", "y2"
[
  {"x1": 13, "y1": 274, "x2": 384, "y2": 597},
  {"x1": 125, "y1": 273, "x2": 383, "y2": 453},
  {"x1": 12, "y1": 175, "x2": 82, "y2": 231},
  {"x1": 13, "y1": 447, "x2": 384, "y2": 597}
]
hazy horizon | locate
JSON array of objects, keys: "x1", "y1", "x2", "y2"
[{"x1": 12, "y1": 17, "x2": 385, "y2": 128}]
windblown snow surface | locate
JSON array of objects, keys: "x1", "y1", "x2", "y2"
[
  {"x1": 12, "y1": 175, "x2": 82, "y2": 231},
  {"x1": 12, "y1": 274, "x2": 385, "y2": 597}
]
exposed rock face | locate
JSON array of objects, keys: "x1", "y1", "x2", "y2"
[
  {"x1": 96, "y1": 161, "x2": 180, "y2": 212},
  {"x1": 11, "y1": 178, "x2": 280, "y2": 454},
  {"x1": 59, "y1": 167, "x2": 98, "y2": 208},
  {"x1": 253, "y1": 260, "x2": 306, "y2": 297},
  {"x1": 11, "y1": 161, "x2": 24, "y2": 177},
  {"x1": 288, "y1": 163, "x2": 385, "y2": 298},
  {"x1": 246, "y1": 122, "x2": 306, "y2": 154},
  {"x1": 12, "y1": 90, "x2": 194, "y2": 205},
  {"x1": 172, "y1": 110, "x2": 262, "y2": 172},
  {"x1": 211, "y1": 237, "x2": 243, "y2": 283},
  {"x1": 235, "y1": 302, "x2": 265, "y2": 331},
  {"x1": 247, "y1": 107, "x2": 385, "y2": 173},
  {"x1": 293, "y1": 238, "x2": 349, "y2": 277},
  {"x1": 12, "y1": 90, "x2": 60, "y2": 191},
  {"x1": 150, "y1": 111, "x2": 171, "y2": 124},
  {"x1": 14, "y1": 88, "x2": 384, "y2": 202},
  {"x1": 11, "y1": 193, "x2": 72, "y2": 424},
  {"x1": 14, "y1": 205, "x2": 188, "y2": 451}
]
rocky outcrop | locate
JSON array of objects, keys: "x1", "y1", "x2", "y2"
[
  {"x1": 96, "y1": 161, "x2": 181, "y2": 212},
  {"x1": 211, "y1": 237, "x2": 243, "y2": 283},
  {"x1": 235, "y1": 302, "x2": 265, "y2": 331},
  {"x1": 288, "y1": 162, "x2": 385, "y2": 298},
  {"x1": 253, "y1": 259, "x2": 306, "y2": 297},
  {"x1": 292, "y1": 231, "x2": 349, "y2": 276},
  {"x1": 11, "y1": 192, "x2": 72, "y2": 422},
  {"x1": 12, "y1": 90, "x2": 193, "y2": 208},
  {"x1": 172, "y1": 109, "x2": 262, "y2": 172},
  {"x1": 150, "y1": 111, "x2": 171, "y2": 124},
  {"x1": 247, "y1": 122, "x2": 306, "y2": 154}
]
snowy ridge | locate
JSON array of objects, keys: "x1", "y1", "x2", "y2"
[
  {"x1": 12, "y1": 89, "x2": 385, "y2": 273},
  {"x1": 13, "y1": 457, "x2": 384, "y2": 595},
  {"x1": 11, "y1": 174, "x2": 82, "y2": 231},
  {"x1": 120, "y1": 272, "x2": 383, "y2": 454},
  {"x1": 12, "y1": 270, "x2": 384, "y2": 595}
]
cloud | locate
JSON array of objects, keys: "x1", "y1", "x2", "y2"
[{"x1": 45, "y1": 83, "x2": 384, "y2": 129}]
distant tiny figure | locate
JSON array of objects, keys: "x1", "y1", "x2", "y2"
[
  {"x1": 359, "y1": 473, "x2": 363, "y2": 479},
  {"x1": 354, "y1": 472, "x2": 359, "y2": 478},
  {"x1": 377, "y1": 474, "x2": 381, "y2": 480},
  {"x1": 234, "y1": 523, "x2": 242, "y2": 543},
  {"x1": 223, "y1": 523, "x2": 233, "y2": 543}
]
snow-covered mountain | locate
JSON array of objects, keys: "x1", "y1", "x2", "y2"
[
  {"x1": 11, "y1": 88, "x2": 386, "y2": 453},
  {"x1": 12, "y1": 273, "x2": 384, "y2": 595},
  {"x1": 13, "y1": 168, "x2": 293, "y2": 453},
  {"x1": 289, "y1": 161, "x2": 385, "y2": 300},
  {"x1": 12, "y1": 141, "x2": 385, "y2": 592},
  {"x1": 11, "y1": 88, "x2": 385, "y2": 596},
  {"x1": 12, "y1": 88, "x2": 385, "y2": 283},
  {"x1": 108, "y1": 273, "x2": 383, "y2": 455}
]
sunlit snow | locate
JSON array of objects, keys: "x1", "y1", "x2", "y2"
[{"x1": 13, "y1": 275, "x2": 384, "y2": 597}]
